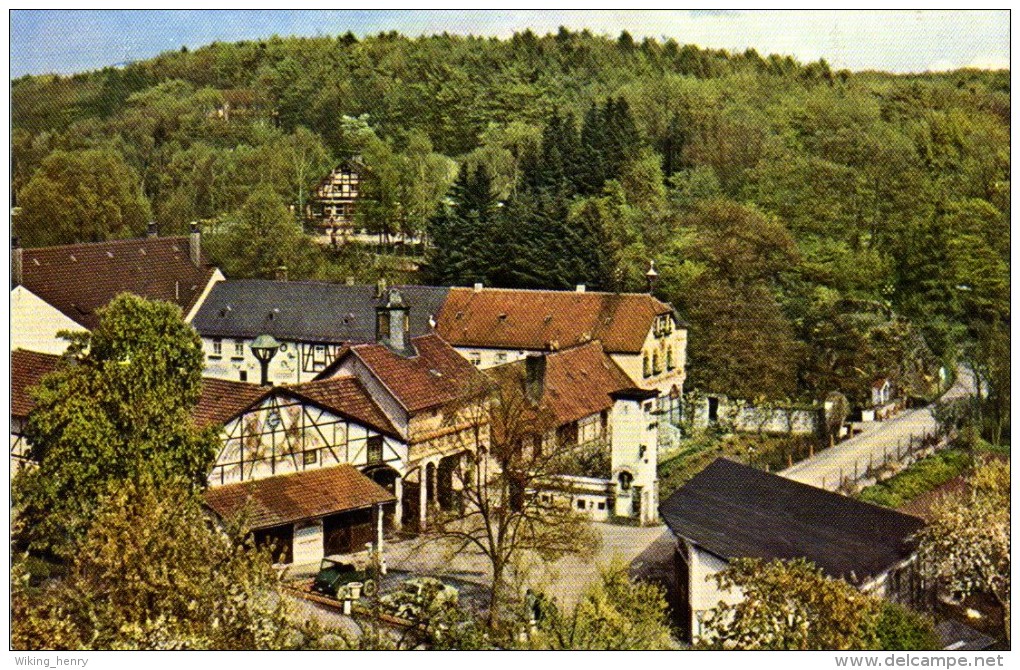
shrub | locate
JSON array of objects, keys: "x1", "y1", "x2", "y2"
[
  {"x1": 858, "y1": 449, "x2": 971, "y2": 508},
  {"x1": 875, "y1": 601, "x2": 940, "y2": 650}
]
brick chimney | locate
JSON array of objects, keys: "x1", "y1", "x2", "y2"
[
  {"x1": 525, "y1": 354, "x2": 546, "y2": 405},
  {"x1": 12, "y1": 236, "x2": 22, "y2": 287},
  {"x1": 376, "y1": 288, "x2": 409, "y2": 351},
  {"x1": 189, "y1": 222, "x2": 201, "y2": 267}
]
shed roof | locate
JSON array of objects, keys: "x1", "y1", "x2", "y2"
[
  {"x1": 203, "y1": 464, "x2": 395, "y2": 529},
  {"x1": 191, "y1": 280, "x2": 449, "y2": 344},
  {"x1": 659, "y1": 459, "x2": 925, "y2": 584},
  {"x1": 19, "y1": 236, "x2": 217, "y2": 329},
  {"x1": 435, "y1": 287, "x2": 677, "y2": 355}
]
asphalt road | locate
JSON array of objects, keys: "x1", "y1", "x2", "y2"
[{"x1": 781, "y1": 368, "x2": 974, "y2": 489}]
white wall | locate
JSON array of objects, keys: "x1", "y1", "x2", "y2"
[
  {"x1": 201, "y1": 336, "x2": 345, "y2": 385},
  {"x1": 610, "y1": 397, "x2": 659, "y2": 524},
  {"x1": 184, "y1": 268, "x2": 225, "y2": 323},
  {"x1": 453, "y1": 346, "x2": 530, "y2": 370},
  {"x1": 684, "y1": 541, "x2": 744, "y2": 642},
  {"x1": 11, "y1": 286, "x2": 85, "y2": 355},
  {"x1": 292, "y1": 519, "x2": 324, "y2": 565}
]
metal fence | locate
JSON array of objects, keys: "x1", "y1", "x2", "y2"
[{"x1": 818, "y1": 429, "x2": 946, "y2": 493}]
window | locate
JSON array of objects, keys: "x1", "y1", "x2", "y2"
[
  {"x1": 666, "y1": 347, "x2": 674, "y2": 370},
  {"x1": 495, "y1": 352, "x2": 508, "y2": 364},
  {"x1": 597, "y1": 501, "x2": 606, "y2": 511},
  {"x1": 367, "y1": 435, "x2": 384, "y2": 464},
  {"x1": 642, "y1": 352, "x2": 650, "y2": 378},
  {"x1": 652, "y1": 352, "x2": 661, "y2": 375},
  {"x1": 211, "y1": 339, "x2": 222, "y2": 357},
  {"x1": 239, "y1": 370, "x2": 248, "y2": 382},
  {"x1": 578, "y1": 414, "x2": 601, "y2": 444},
  {"x1": 234, "y1": 340, "x2": 245, "y2": 358},
  {"x1": 303, "y1": 450, "x2": 318, "y2": 466},
  {"x1": 468, "y1": 351, "x2": 482, "y2": 366},
  {"x1": 618, "y1": 471, "x2": 633, "y2": 492},
  {"x1": 312, "y1": 344, "x2": 327, "y2": 366},
  {"x1": 576, "y1": 499, "x2": 586, "y2": 510}
]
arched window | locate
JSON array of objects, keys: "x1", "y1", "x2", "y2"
[{"x1": 618, "y1": 471, "x2": 633, "y2": 492}]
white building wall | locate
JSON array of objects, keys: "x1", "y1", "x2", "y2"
[
  {"x1": 184, "y1": 268, "x2": 225, "y2": 323},
  {"x1": 11, "y1": 286, "x2": 86, "y2": 355},
  {"x1": 611, "y1": 397, "x2": 659, "y2": 524},
  {"x1": 201, "y1": 336, "x2": 345, "y2": 385},
  {"x1": 685, "y1": 541, "x2": 743, "y2": 641},
  {"x1": 292, "y1": 520, "x2": 325, "y2": 565},
  {"x1": 453, "y1": 346, "x2": 530, "y2": 370}
]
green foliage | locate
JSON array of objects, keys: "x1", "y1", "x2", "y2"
[
  {"x1": 16, "y1": 148, "x2": 151, "y2": 246},
  {"x1": 527, "y1": 565, "x2": 677, "y2": 649},
  {"x1": 701, "y1": 557, "x2": 883, "y2": 650},
  {"x1": 12, "y1": 478, "x2": 327, "y2": 650},
  {"x1": 857, "y1": 449, "x2": 972, "y2": 509},
  {"x1": 875, "y1": 601, "x2": 940, "y2": 650},
  {"x1": 12, "y1": 294, "x2": 218, "y2": 558}
]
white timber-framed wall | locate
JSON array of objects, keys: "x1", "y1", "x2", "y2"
[{"x1": 201, "y1": 337, "x2": 345, "y2": 385}]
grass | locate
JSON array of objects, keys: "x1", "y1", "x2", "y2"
[
  {"x1": 857, "y1": 449, "x2": 973, "y2": 509},
  {"x1": 658, "y1": 431, "x2": 823, "y2": 500}
]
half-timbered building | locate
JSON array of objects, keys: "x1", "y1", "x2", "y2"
[
  {"x1": 307, "y1": 160, "x2": 362, "y2": 235},
  {"x1": 10, "y1": 349, "x2": 61, "y2": 475},
  {"x1": 316, "y1": 289, "x2": 492, "y2": 531}
]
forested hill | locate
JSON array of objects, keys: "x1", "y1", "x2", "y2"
[{"x1": 11, "y1": 30, "x2": 1011, "y2": 409}]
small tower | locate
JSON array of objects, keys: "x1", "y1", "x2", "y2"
[
  {"x1": 645, "y1": 260, "x2": 659, "y2": 294},
  {"x1": 376, "y1": 288, "x2": 410, "y2": 352}
]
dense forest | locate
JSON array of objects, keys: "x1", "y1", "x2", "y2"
[{"x1": 10, "y1": 29, "x2": 1010, "y2": 421}]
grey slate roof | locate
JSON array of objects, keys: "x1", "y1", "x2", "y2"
[
  {"x1": 659, "y1": 458, "x2": 925, "y2": 585},
  {"x1": 191, "y1": 280, "x2": 450, "y2": 344}
]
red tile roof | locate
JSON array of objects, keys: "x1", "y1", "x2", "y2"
[
  {"x1": 193, "y1": 377, "x2": 270, "y2": 430},
  {"x1": 203, "y1": 464, "x2": 395, "y2": 529},
  {"x1": 19, "y1": 236, "x2": 217, "y2": 329},
  {"x1": 285, "y1": 376, "x2": 399, "y2": 438},
  {"x1": 341, "y1": 334, "x2": 488, "y2": 414},
  {"x1": 435, "y1": 287, "x2": 675, "y2": 355},
  {"x1": 489, "y1": 341, "x2": 640, "y2": 427},
  {"x1": 11, "y1": 349, "x2": 61, "y2": 418}
]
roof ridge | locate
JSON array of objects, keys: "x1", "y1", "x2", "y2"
[
  {"x1": 450, "y1": 285, "x2": 657, "y2": 299},
  {"x1": 23, "y1": 236, "x2": 191, "y2": 253}
]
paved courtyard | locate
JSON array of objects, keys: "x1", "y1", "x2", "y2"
[{"x1": 384, "y1": 521, "x2": 667, "y2": 608}]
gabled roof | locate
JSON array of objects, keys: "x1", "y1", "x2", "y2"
[
  {"x1": 204, "y1": 464, "x2": 395, "y2": 529},
  {"x1": 193, "y1": 377, "x2": 271, "y2": 430},
  {"x1": 659, "y1": 459, "x2": 925, "y2": 585},
  {"x1": 18, "y1": 236, "x2": 217, "y2": 329},
  {"x1": 435, "y1": 287, "x2": 678, "y2": 355},
  {"x1": 191, "y1": 280, "x2": 450, "y2": 344},
  {"x1": 284, "y1": 376, "x2": 399, "y2": 438},
  {"x1": 488, "y1": 341, "x2": 646, "y2": 427},
  {"x1": 11, "y1": 349, "x2": 61, "y2": 418},
  {"x1": 327, "y1": 334, "x2": 487, "y2": 414}
]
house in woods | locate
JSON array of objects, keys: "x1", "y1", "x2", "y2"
[
  {"x1": 487, "y1": 341, "x2": 660, "y2": 524},
  {"x1": 315, "y1": 292, "x2": 491, "y2": 532},
  {"x1": 434, "y1": 284, "x2": 688, "y2": 444},
  {"x1": 307, "y1": 160, "x2": 362, "y2": 236},
  {"x1": 11, "y1": 225, "x2": 224, "y2": 352},
  {"x1": 191, "y1": 280, "x2": 449, "y2": 384},
  {"x1": 860, "y1": 377, "x2": 900, "y2": 422},
  {"x1": 10, "y1": 349, "x2": 61, "y2": 475},
  {"x1": 659, "y1": 459, "x2": 926, "y2": 643}
]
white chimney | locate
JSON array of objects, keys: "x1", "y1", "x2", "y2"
[
  {"x1": 473, "y1": 282, "x2": 483, "y2": 293},
  {"x1": 576, "y1": 284, "x2": 586, "y2": 293},
  {"x1": 189, "y1": 222, "x2": 201, "y2": 267}
]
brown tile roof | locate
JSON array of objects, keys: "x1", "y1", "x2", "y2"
[
  {"x1": 11, "y1": 349, "x2": 61, "y2": 418},
  {"x1": 193, "y1": 377, "x2": 270, "y2": 430},
  {"x1": 435, "y1": 287, "x2": 676, "y2": 355},
  {"x1": 285, "y1": 376, "x2": 399, "y2": 438},
  {"x1": 19, "y1": 236, "x2": 217, "y2": 329},
  {"x1": 489, "y1": 341, "x2": 641, "y2": 427},
  {"x1": 339, "y1": 334, "x2": 488, "y2": 414},
  {"x1": 203, "y1": 464, "x2": 395, "y2": 529}
]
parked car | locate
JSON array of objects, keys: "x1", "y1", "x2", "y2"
[
  {"x1": 379, "y1": 577, "x2": 459, "y2": 620},
  {"x1": 311, "y1": 558, "x2": 377, "y2": 598}
]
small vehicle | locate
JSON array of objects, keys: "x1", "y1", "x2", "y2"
[
  {"x1": 310, "y1": 557, "x2": 378, "y2": 598},
  {"x1": 379, "y1": 577, "x2": 459, "y2": 620}
]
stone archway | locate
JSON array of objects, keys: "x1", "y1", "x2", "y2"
[{"x1": 363, "y1": 464, "x2": 400, "y2": 531}]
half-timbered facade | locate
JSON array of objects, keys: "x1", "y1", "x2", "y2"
[
  {"x1": 307, "y1": 160, "x2": 362, "y2": 235},
  {"x1": 10, "y1": 349, "x2": 61, "y2": 476},
  {"x1": 317, "y1": 297, "x2": 491, "y2": 531}
]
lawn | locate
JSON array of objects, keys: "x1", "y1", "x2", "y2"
[{"x1": 856, "y1": 449, "x2": 973, "y2": 509}]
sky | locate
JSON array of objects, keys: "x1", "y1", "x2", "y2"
[{"x1": 9, "y1": 9, "x2": 1010, "y2": 79}]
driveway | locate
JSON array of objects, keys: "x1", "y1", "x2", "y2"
[
  {"x1": 384, "y1": 522, "x2": 667, "y2": 609},
  {"x1": 781, "y1": 368, "x2": 974, "y2": 489}
]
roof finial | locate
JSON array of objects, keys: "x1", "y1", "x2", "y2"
[{"x1": 645, "y1": 260, "x2": 659, "y2": 294}]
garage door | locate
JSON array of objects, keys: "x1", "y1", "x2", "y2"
[{"x1": 322, "y1": 508, "x2": 374, "y2": 556}]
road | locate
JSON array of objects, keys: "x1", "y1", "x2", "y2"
[{"x1": 781, "y1": 368, "x2": 974, "y2": 489}]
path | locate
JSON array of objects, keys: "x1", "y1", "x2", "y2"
[{"x1": 781, "y1": 368, "x2": 973, "y2": 489}]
